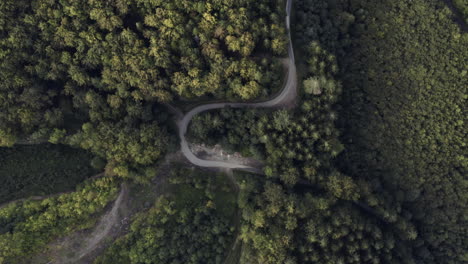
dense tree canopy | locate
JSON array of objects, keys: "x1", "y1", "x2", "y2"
[
  {"x1": 188, "y1": 0, "x2": 467, "y2": 263},
  {"x1": 296, "y1": 0, "x2": 467, "y2": 263},
  {"x1": 235, "y1": 172, "x2": 417, "y2": 264},
  {"x1": 452, "y1": 0, "x2": 468, "y2": 21},
  {"x1": 0, "y1": 0, "x2": 465, "y2": 263},
  {"x1": 189, "y1": 40, "x2": 344, "y2": 187},
  {"x1": 0, "y1": 0, "x2": 288, "y2": 175}
]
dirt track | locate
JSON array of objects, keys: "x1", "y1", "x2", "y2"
[
  {"x1": 178, "y1": 0, "x2": 297, "y2": 171},
  {"x1": 41, "y1": 184, "x2": 128, "y2": 264}
]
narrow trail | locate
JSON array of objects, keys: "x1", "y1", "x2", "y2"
[
  {"x1": 48, "y1": 184, "x2": 128, "y2": 264},
  {"x1": 177, "y1": 0, "x2": 297, "y2": 171},
  {"x1": 176, "y1": 2, "x2": 298, "y2": 260},
  {"x1": 75, "y1": 184, "x2": 127, "y2": 261},
  {"x1": 32, "y1": 0, "x2": 294, "y2": 262}
]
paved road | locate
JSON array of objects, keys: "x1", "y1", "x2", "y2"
[{"x1": 178, "y1": 0, "x2": 297, "y2": 170}]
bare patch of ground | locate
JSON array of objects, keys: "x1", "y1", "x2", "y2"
[
  {"x1": 31, "y1": 163, "x2": 173, "y2": 264},
  {"x1": 177, "y1": 0, "x2": 296, "y2": 170},
  {"x1": 26, "y1": 154, "x2": 250, "y2": 264},
  {"x1": 221, "y1": 168, "x2": 242, "y2": 264},
  {"x1": 74, "y1": 184, "x2": 128, "y2": 263},
  {"x1": 189, "y1": 143, "x2": 264, "y2": 169},
  {"x1": 36, "y1": 184, "x2": 129, "y2": 264}
]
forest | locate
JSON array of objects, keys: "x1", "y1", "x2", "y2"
[
  {"x1": 0, "y1": 0, "x2": 287, "y2": 177},
  {"x1": 329, "y1": 1, "x2": 466, "y2": 262},
  {"x1": 189, "y1": 0, "x2": 467, "y2": 263},
  {"x1": 0, "y1": 0, "x2": 466, "y2": 263}
]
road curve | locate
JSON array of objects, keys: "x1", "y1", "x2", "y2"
[{"x1": 178, "y1": 0, "x2": 297, "y2": 170}]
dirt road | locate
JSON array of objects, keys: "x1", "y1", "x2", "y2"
[{"x1": 178, "y1": 0, "x2": 297, "y2": 171}]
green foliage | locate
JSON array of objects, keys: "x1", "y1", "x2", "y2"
[
  {"x1": 189, "y1": 40, "x2": 344, "y2": 187},
  {"x1": 95, "y1": 167, "x2": 236, "y2": 264},
  {"x1": 0, "y1": 177, "x2": 120, "y2": 263},
  {"x1": 235, "y1": 173, "x2": 414, "y2": 264},
  {"x1": 297, "y1": 203, "x2": 412, "y2": 264},
  {"x1": 67, "y1": 120, "x2": 169, "y2": 177},
  {"x1": 296, "y1": 0, "x2": 467, "y2": 262},
  {"x1": 237, "y1": 176, "x2": 299, "y2": 263},
  {"x1": 0, "y1": 0, "x2": 288, "y2": 174},
  {"x1": 339, "y1": 1, "x2": 467, "y2": 263},
  {"x1": 0, "y1": 130, "x2": 16, "y2": 147},
  {"x1": 0, "y1": 0, "x2": 465, "y2": 263},
  {"x1": 188, "y1": 0, "x2": 468, "y2": 262},
  {"x1": 453, "y1": 0, "x2": 468, "y2": 20},
  {"x1": 0, "y1": 144, "x2": 97, "y2": 204}
]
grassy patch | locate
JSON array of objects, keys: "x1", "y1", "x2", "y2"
[
  {"x1": 0, "y1": 143, "x2": 97, "y2": 204},
  {"x1": 169, "y1": 168, "x2": 238, "y2": 220},
  {"x1": 172, "y1": 183, "x2": 206, "y2": 210}
]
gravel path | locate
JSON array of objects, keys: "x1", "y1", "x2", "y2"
[{"x1": 178, "y1": 0, "x2": 297, "y2": 171}]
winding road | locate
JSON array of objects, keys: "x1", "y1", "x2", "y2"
[{"x1": 177, "y1": 0, "x2": 297, "y2": 170}]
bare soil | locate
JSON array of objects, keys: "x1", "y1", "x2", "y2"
[
  {"x1": 190, "y1": 144, "x2": 264, "y2": 169},
  {"x1": 30, "y1": 162, "x2": 174, "y2": 264},
  {"x1": 38, "y1": 184, "x2": 129, "y2": 264}
]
